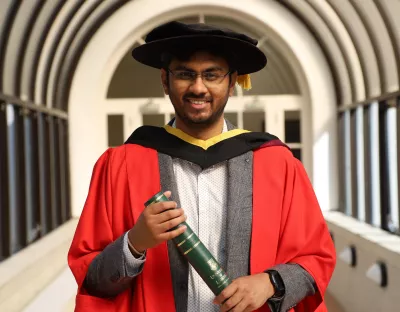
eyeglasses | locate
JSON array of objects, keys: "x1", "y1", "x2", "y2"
[{"x1": 168, "y1": 69, "x2": 230, "y2": 86}]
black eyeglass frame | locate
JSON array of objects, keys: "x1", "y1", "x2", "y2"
[{"x1": 167, "y1": 69, "x2": 231, "y2": 84}]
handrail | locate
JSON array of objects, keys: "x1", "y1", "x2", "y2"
[
  {"x1": 0, "y1": 92, "x2": 68, "y2": 119},
  {"x1": 338, "y1": 90, "x2": 400, "y2": 112}
]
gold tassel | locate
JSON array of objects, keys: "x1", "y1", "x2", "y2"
[{"x1": 237, "y1": 74, "x2": 252, "y2": 90}]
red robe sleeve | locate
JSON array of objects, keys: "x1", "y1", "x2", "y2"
[
  {"x1": 67, "y1": 148, "x2": 133, "y2": 310},
  {"x1": 252, "y1": 147, "x2": 336, "y2": 312},
  {"x1": 279, "y1": 158, "x2": 336, "y2": 311}
]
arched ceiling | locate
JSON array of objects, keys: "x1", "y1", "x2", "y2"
[{"x1": 0, "y1": 0, "x2": 399, "y2": 111}]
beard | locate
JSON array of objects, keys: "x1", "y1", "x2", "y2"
[{"x1": 169, "y1": 91, "x2": 229, "y2": 129}]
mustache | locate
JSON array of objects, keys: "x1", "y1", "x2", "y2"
[{"x1": 183, "y1": 93, "x2": 212, "y2": 101}]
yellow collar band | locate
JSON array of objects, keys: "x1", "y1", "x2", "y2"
[{"x1": 164, "y1": 125, "x2": 249, "y2": 150}]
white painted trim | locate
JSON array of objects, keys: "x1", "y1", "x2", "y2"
[{"x1": 69, "y1": 0, "x2": 337, "y2": 217}]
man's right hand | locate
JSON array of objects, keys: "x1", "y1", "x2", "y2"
[{"x1": 127, "y1": 191, "x2": 187, "y2": 253}]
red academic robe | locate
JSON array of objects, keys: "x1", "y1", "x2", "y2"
[{"x1": 68, "y1": 143, "x2": 336, "y2": 312}]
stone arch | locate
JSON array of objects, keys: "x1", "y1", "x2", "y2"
[{"x1": 69, "y1": 0, "x2": 337, "y2": 216}]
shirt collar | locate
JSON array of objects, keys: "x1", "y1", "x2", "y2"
[{"x1": 171, "y1": 119, "x2": 228, "y2": 134}]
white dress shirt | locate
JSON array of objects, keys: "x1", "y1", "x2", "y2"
[
  {"x1": 123, "y1": 120, "x2": 229, "y2": 312},
  {"x1": 172, "y1": 121, "x2": 229, "y2": 312}
]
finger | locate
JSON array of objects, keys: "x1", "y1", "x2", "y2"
[
  {"x1": 159, "y1": 214, "x2": 187, "y2": 232},
  {"x1": 159, "y1": 224, "x2": 187, "y2": 240},
  {"x1": 163, "y1": 191, "x2": 172, "y2": 198},
  {"x1": 148, "y1": 200, "x2": 177, "y2": 214},
  {"x1": 214, "y1": 283, "x2": 238, "y2": 305},
  {"x1": 230, "y1": 300, "x2": 248, "y2": 312},
  {"x1": 220, "y1": 291, "x2": 242, "y2": 312},
  {"x1": 155, "y1": 208, "x2": 185, "y2": 223}
]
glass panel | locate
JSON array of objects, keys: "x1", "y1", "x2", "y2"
[
  {"x1": 385, "y1": 105, "x2": 399, "y2": 234},
  {"x1": 338, "y1": 112, "x2": 346, "y2": 214},
  {"x1": 53, "y1": 118, "x2": 62, "y2": 227},
  {"x1": 363, "y1": 106, "x2": 372, "y2": 224},
  {"x1": 378, "y1": 103, "x2": 390, "y2": 230},
  {"x1": 16, "y1": 107, "x2": 27, "y2": 248},
  {"x1": 292, "y1": 148, "x2": 302, "y2": 161},
  {"x1": 7, "y1": 104, "x2": 26, "y2": 254},
  {"x1": 243, "y1": 111, "x2": 265, "y2": 132},
  {"x1": 284, "y1": 110, "x2": 301, "y2": 143},
  {"x1": 224, "y1": 113, "x2": 238, "y2": 127},
  {"x1": 63, "y1": 120, "x2": 71, "y2": 220},
  {"x1": 343, "y1": 110, "x2": 352, "y2": 216},
  {"x1": 355, "y1": 106, "x2": 366, "y2": 222},
  {"x1": 0, "y1": 102, "x2": 9, "y2": 260},
  {"x1": 49, "y1": 116, "x2": 60, "y2": 228},
  {"x1": 58, "y1": 119, "x2": 68, "y2": 223},
  {"x1": 23, "y1": 111, "x2": 39, "y2": 243},
  {"x1": 398, "y1": 98, "x2": 400, "y2": 233},
  {"x1": 142, "y1": 114, "x2": 165, "y2": 127},
  {"x1": 369, "y1": 102, "x2": 381, "y2": 227},
  {"x1": 107, "y1": 43, "x2": 164, "y2": 99},
  {"x1": 108, "y1": 114, "x2": 124, "y2": 147},
  {"x1": 350, "y1": 110, "x2": 358, "y2": 218},
  {"x1": 38, "y1": 113, "x2": 52, "y2": 234},
  {"x1": 31, "y1": 113, "x2": 41, "y2": 237}
]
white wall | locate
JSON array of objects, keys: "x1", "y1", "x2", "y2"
[
  {"x1": 69, "y1": 0, "x2": 337, "y2": 217},
  {"x1": 326, "y1": 212, "x2": 400, "y2": 312}
]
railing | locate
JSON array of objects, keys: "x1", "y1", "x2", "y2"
[
  {"x1": 337, "y1": 94, "x2": 400, "y2": 235},
  {"x1": 0, "y1": 92, "x2": 70, "y2": 262}
]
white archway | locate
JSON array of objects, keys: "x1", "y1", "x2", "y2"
[{"x1": 69, "y1": 0, "x2": 337, "y2": 217}]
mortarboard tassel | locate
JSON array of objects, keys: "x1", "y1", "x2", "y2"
[{"x1": 237, "y1": 74, "x2": 252, "y2": 90}]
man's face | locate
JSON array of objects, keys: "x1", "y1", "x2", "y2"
[{"x1": 161, "y1": 51, "x2": 237, "y2": 126}]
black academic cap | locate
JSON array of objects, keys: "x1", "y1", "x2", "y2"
[{"x1": 132, "y1": 21, "x2": 267, "y2": 77}]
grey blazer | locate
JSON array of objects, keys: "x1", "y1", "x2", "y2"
[{"x1": 85, "y1": 123, "x2": 316, "y2": 311}]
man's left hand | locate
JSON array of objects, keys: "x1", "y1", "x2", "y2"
[{"x1": 213, "y1": 273, "x2": 275, "y2": 312}]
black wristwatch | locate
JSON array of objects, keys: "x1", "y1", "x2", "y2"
[{"x1": 266, "y1": 270, "x2": 285, "y2": 312}]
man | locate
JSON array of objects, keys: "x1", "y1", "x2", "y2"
[{"x1": 68, "y1": 21, "x2": 336, "y2": 312}]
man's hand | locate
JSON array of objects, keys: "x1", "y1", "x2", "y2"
[
  {"x1": 128, "y1": 191, "x2": 187, "y2": 252},
  {"x1": 213, "y1": 273, "x2": 275, "y2": 312}
]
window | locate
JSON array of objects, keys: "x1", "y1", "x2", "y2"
[
  {"x1": 108, "y1": 114, "x2": 125, "y2": 147},
  {"x1": 338, "y1": 98, "x2": 400, "y2": 235},
  {"x1": 225, "y1": 113, "x2": 238, "y2": 127},
  {"x1": 343, "y1": 110, "x2": 352, "y2": 216},
  {"x1": 243, "y1": 111, "x2": 265, "y2": 132},
  {"x1": 7, "y1": 104, "x2": 26, "y2": 254},
  {"x1": 58, "y1": 119, "x2": 69, "y2": 223},
  {"x1": 368, "y1": 102, "x2": 382, "y2": 227},
  {"x1": 24, "y1": 110, "x2": 40, "y2": 244},
  {"x1": 38, "y1": 112, "x2": 52, "y2": 234},
  {"x1": 284, "y1": 111, "x2": 302, "y2": 161},
  {"x1": 0, "y1": 93, "x2": 71, "y2": 262},
  {"x1": 142, "y1": 114, "x2": 164, "y2": 127},
  {"x1": 49, "y1": 116, "x2": 62, "y2": 228},
  {"x1": 363, "y1": 107, "x2": 372, "y2": 223},
  {"x1": 349, "y1": 107, "x2": 366, "y2": 221},
  {"x1": 0, "y1": 102, "x2": 9, "y2": 260},
  {"x1": 381, "y1": 101, "x2": 399, "y2": 233}
]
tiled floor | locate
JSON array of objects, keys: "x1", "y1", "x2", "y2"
[
  {"x1": 63, "y1": 292, "x2": 346, "y2": 312},
  {"x1": 326, "y1": 291, "x2": 346, "y2": 312}
]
